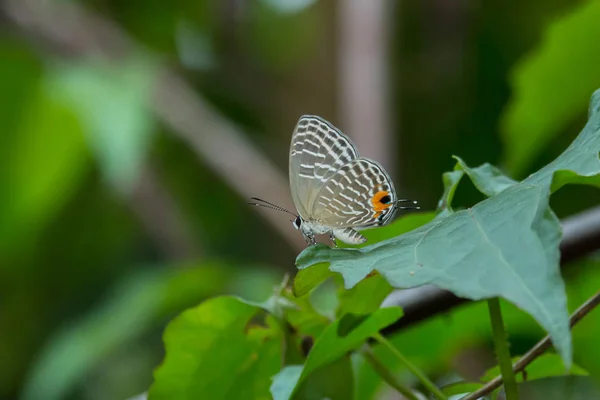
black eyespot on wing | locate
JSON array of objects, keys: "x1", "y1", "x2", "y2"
[{"x1": 380, "y1": 195, "x2": 392, "y2": 204}]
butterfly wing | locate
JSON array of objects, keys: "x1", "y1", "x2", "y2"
[
  {"x1": 311, "y1": 158, "x2": 398, "y2": 229},
  {"x1": 289, "y1": 115, "x2": 359, "y2": 219}
]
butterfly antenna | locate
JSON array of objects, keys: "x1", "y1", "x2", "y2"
[
  {"x1": 248, "y1": 197, "x2": 297, "y2": 217},
  {"x1": 395, "y1": 199, "x2": 420, "y2": 210}
]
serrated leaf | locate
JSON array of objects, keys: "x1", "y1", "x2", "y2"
[
  {"x1": 501, "y1": 0, "x2": 600, "y2": 175},
  {"x1": 270, "y1": 307, "x2": 402, "y2": 400},
  {"x1": 149, "y1": 296, "x2": 282, "y2": 400}
]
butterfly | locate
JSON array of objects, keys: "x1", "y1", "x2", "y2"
[{"x1": 251, "y1": 115, "x2": 418, "y2": 247}]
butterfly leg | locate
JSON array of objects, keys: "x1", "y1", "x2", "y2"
[
  {"x1": 332, "y1": 228, "x2": 367, "y2": 245},
  {"x1": 328, "y1": 231, "x2": 338, "y2": 248},
  {"x1": 303, "y1": 232, "x2": 317, "y2": 246}
]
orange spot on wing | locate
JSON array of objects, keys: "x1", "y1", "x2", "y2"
[{"x1": 371, "y1": 190, "x2": 393, "y2": 212}]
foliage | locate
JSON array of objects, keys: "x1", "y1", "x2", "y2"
[
  {"x1": 296, "y1": 89, "x2": 600, "y2": 368},
  {"x1": 502, "y1": 0, "x2": 600, "y2": 175},
  {"x1": 146, "y1": 90, "x2": 600, "y2": 398},
  {"x1": 2, "y1": 0, "x2": 600, "y2": 399}
]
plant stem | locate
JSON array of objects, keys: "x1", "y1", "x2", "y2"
[
  {"x1": 462, "y1": 290, "x2": 600, "y2": 400},
  {"x1": 487, "y1": 298, "x2": 518, "y2": 400},
  {"x1": 372, "y1": 332, "x2": 448, "y2": 400},
  {"x1": 363, "y1": 349, "x2": 421, "y2": 400}
]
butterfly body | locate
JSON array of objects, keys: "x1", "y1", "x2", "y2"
[{"x1": 289, "y1": 115, "x2": 415, "y2": 246}]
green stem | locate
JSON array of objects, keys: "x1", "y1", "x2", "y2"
[
  {"x1": 372, "y1": 332, "x2": 448, "y2": 400},
  {"x1": 363, "y1": 349, "x2": 421, "y2": 400},
  {"x1": 487, "y1": 298, "x2": 519, "y2": 400}
]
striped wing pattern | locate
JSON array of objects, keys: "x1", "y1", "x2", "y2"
[
  {"x1": 312, "y1": 158, "x2": 397, "y2": 228},
  {"x1": 289, "y1": 115, "x2": 359, "y2": 219}
]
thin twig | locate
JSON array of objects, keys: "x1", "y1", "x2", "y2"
[{"x1": 461, "y1": 290, "x2": 600, "y2": 400}]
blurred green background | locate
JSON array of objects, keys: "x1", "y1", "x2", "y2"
[{"x1": 1, "y1": 0, "x2": 600, "y2": 399}]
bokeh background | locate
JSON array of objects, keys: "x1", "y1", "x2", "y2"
[{"x1": 1, "y1": 0, "x2": 600, "y2": 399}]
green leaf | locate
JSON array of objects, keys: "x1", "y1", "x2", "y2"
[
  {"x1": 298, "y1": 90, "x2": 600, "y2": 368},
  {"x1": 300, "y1": 307, "x2": 401, "y2": 386},
  {"x1": 270, "y1": 307, "x2": 402, "y2": 400},
  {"x1": 21, "y1": 265, "x2": 280, "y2": 400},
  {"x1": 284, "y1": 293, "x2": 330, "y2": 338},
  {"x1": 293, "y1": 262, "x2": 334, "y2": 297},
  {"x1": 452, "y1": 156, "x2": 518, "y2": 197},
  {"x1": 150, "y1": 296, "x2": 282, "y2": 400},
  {"x1": 294, "y1": 357, "x2": 354, "y2": 400},
  {"x1": 336, "y1": 213, "x2": 435, "y2": 316},
  {"x1": 272, "y1": 358, "x2": 354, "y2": 400},
  {"x1": 298, "y1": 184, "x2": 571, "y2": 363},
  {"x1": 437, "y1": 169, "x2": 464, "y2": 214},
  {"x1": 502, "y1": 0, "x2": 600, "y2": 175},
  {"x1": 21, "y1": 266, "x2": 228, "y2": 400},
  {"x1": 337, "y1": 274, "x2": 392, "y2": 317},
  {"x1": 271, "y1": 366, "x2": 303, "y2": 400},
  {"x1": 292, "y1": 213, "x2": 435, "y2": 298},
  {"x1": 516, "y1": 376, "x2": 600, "y2": 399},
  {"x1": 524, "y1": 90, "x2": 600, "y2": 192},
  {"x1": 48, "y1": 54, "x2": 158, "y2": 195}
]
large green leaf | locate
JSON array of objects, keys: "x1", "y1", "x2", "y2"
[
  {"x1": 502, "y1": 0, "x2": 600, "y2": 175},
  {"x1": 297, "y1": 89, "x2": 600, "y2": 368},
  {"x1": 270, "y1": 307, "x2": 402, "y2": 400},
  {"x1": 299, "y1": 184, "x2": 570, "y2": 362},
  {"x1": 150, "y1": 296, "x2": 283, "y2": 400},
  {"x1": 354, "y1": 259, "x2": 600, "y2": 400}
]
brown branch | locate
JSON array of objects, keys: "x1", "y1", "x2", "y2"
[
  {"x1": 1, "y1": 0, "x2": 306, "y2": 251},
  {"x1": 460, "y1": 290, "x2": 600, "y2": 400},
  {"x1": 337, "y1": 0, "x2": 395, "y2": 177}
]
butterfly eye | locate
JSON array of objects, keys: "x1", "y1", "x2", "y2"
[{"x1": 292, "y1": 216, "x2": 302, "y2": 230}]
